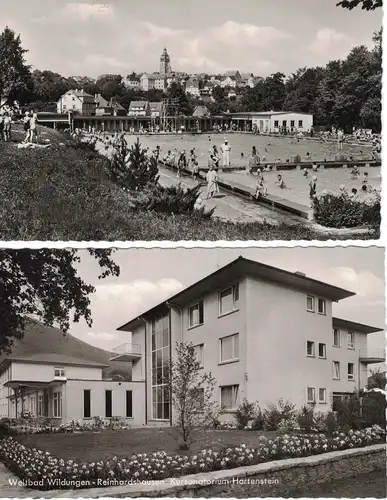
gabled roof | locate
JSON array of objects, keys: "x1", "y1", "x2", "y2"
[
  {"x1": 186, "y1": 79, "x2": 199, "y2": 87},
  {"x1": 95, "y1": 94, "x2": 111, "y2": 108},
  {"x1": 110, "y1": 99, "x2": 125, "y2": 111},
  {"x1": 150, "y1": 102, "x2": 163, "y2": 111},
  {"x1": 225, "y1": 70, "x2": 240, "y2": 77},
  {"x1": 129, "y1": 101, "x2": 149, "y2": 109},
  {"x1": 117, "y1": 256, "x2": 355, "y2": 331},
  {"x1": 193, "y1": 105, "x2": 209, "y2": 117},
  {"x1": 0, "y1": 353, "x2": 109, "y2": 370},
  {"x1": 241, "y1": 73, "x2": 253, "y2": 80}
]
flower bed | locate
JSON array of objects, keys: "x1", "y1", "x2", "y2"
[
  {"x1": 0, "y1": 426, "x2": 384, "y2": 490},
  {"x1": 7, "y1": 417, "x2": 131, "y2": 435}
]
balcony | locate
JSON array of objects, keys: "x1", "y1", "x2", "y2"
[
  {"x1": 359, "y1": 349, "x2": 386, "y2": 364},
  {"x1": 110, "y1": 343, "x2": 142, "y2": 362}
]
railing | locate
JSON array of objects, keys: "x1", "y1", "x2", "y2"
[
  {"x1": 112, "y1": 343, "x2": 141, "y2": 355},
  {"x1": 359, "y1": 349, "x2": 386, "y2": 361}
]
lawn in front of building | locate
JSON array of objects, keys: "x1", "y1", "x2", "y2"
[{"x1": 16, "y1": 427, "x2": 277, "y2": 462}]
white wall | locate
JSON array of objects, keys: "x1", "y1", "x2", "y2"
[{"x1": 11, "y1": 362, "x2": 102, "y2": 382}]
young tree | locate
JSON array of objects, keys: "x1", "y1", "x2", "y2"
[
  {"x1": 367, "y1": 368, "x2": 386, "y2": 390},
  {"x1": 108, "y1": 138, "x2": 159, "y2": 191},
  {"x1": 170, "y1": 342, "x2": 218, "y2": 450},
  {"x1": 0, "y1": 27, "x2": 33, "y2": 108},
  {"x1": 0, "y1": 249, "x2": 120, "y2": 354}
]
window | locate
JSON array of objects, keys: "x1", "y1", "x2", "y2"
[
  {"x1": 318, "y1": 343, "x2": 326, "y2": 359},
  {"x1": 318, "y1": 299, "x2": 326, "y2": 315},
  {"x1": 290, "y1": 120, "x2": 295, "y2": 127},
  {"x1": 306, "y1": 296, "x2": 315, "y2": 312},
  {"x1": 307, "y1": 387, "x2": 315, "y2": 403},
  {"x1": 219, "y1": 284, "x2": 239, "y2": 316},
  {"x1": 274, "y1": 120, "x2": 279, "y2": 127},
  {"x1": 348, "y1": 363, "x2": 355, "y2": 380},
  {"x1": 220, "y1": 385, "x2": 239, "y2": 410},
  {"x1": 333, "y1": 328, "x2": 340, "y2": 347},
  {"x1": 105, "y1": 390, "x2": 112, "y2": 418},
  {"x1": 333, "y1": 361, "x2": 340, "y2": 379},
  {"x1": 189, "y1": 301, "x2": 204, "y2": 328},
  {"x1": 52, "y1": 392, "x2": 62, "y2": 418},
  {"x1": 151, "y1": 315, "x2": 170, "y2": 420},
  {"x1": 37, "y1": 394, "x2": 43, "y2": 417},
  {"x1": 306, "y1": 341, "x2": 315, "y2": 357},
  {"x1": 83, "y1": 390, "x2": 91, "y2": 418},
  {"x1": 54, "y1": 367, "x2": 65, "y2": 377},
  {"x1": 126, "y1": 391, "x2": 133, "y2": 418},
  {"x1": 194, "y1": 388, "x2": 205, "y2": 409},
  {"x1": 298, "y1": 120, "x2": 303, "y2": 128},
  {"x1": 318, "y1": 388, "x2": 326, "y2": 403},
  {"x1": 194, "y1": 344, "x2": 204, "y2": 367},
  {"x1": 282, "y1": 120, "x2": 287, "y2": 127},
  {"x1": 220, "y1": 334, "x2": 239, "y2": 362},
  {"x1": 347, "y1": 332, "x2": 355, "y2": 349}
]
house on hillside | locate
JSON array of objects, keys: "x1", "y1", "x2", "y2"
[
  {"x1": 57, "y1": 89, "x2": 97, "y2": 115},
  {"x1": 0, "y1": 353, "x2": 144, "y2": 425},
  {"x1": 149, "y1": 102, "x2": 164, "y2": 118},
  {"x1": 240, "y1": 73, "x2": 255, "y2": 88},
  {"x1": 139, "y1": 73, "x2": 155, "y2": 92},
  {"x1": 185, "y1": 79, "x2": 200, "y2": 97},
  {"x1": 115, "y1": 256, "x2": 384, "y2": 425},
  {"x1": 221, "y1": 71, "x2": 241, "y2": 88},
  {"x1": 193, "y1": 105, "x2": 210, "y2": 117},
  {"x1": 124, "y1": 75, "x2": 141, "y2": 89},
  {"x1": 128, "y1": 101, "x2": 150, "y2": 117},
  {"x1": 95, "y1": 94, "x2": 112, "y2": 116}
]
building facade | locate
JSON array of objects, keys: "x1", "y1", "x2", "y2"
[
  {"x1": 57, "y1": 89, "x2": 97, "y2": 115},
  {"x1": 128, "y1": 101, "x2": 151, "y2": 117},
  {"x1": 0, "y1": 354, "x2": 145, "y2": 425},
  {"x1": 116, "y1": 257, "x2": 384, "y2": 426}
]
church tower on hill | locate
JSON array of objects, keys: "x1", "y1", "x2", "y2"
[{"x1": 160, "y1": 48, "x2": 172, "y2": 74}]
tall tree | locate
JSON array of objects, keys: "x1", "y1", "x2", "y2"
[
  {"x1": 167, "y1": 82, "x2": 193, "y2": 116},
  {"x1": 96, "y1": 74, "x2": 125, "y2": 100},
  {"x1": 0, "y1": 249, "x2": 120, "y2": 355},
  {"x1": 0, "y1": 26, "x2": 33, "y2": 107}
]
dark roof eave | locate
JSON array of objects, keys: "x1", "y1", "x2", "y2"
[{"x1": 332, "y1": 317, "x2": 384, "y2": 334}]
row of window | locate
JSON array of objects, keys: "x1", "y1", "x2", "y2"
[
  {"x1": 306, "y1": 296, "x2": 326, "y2": 315},
  {"x1": 188, "y1": 284, "x2": 239, "y2": 328},
  {"x1": 83, "y1": 390, "x2": 133, "y2": 419},
  {"x1": 307, "y1": 387, "x2": 326, "y2": 404},
  {"x1": 307, "y1": 332, "x2": 355, "y2": 359},
  {"x1": 193, "y1": 333, "x2": 240, "y2": 368},
  {"x1": 333, "y1": 361, "x2": 355, "y2": 380},
  {"x1": 273, "y1": 120, "x2": 304, "y2": 128}
]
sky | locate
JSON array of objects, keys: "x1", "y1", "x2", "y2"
[
  {"x1": 1, "y1": 0, "x2": 382, "y2": 78},
  {"x1": 69, "y1": 247, "x2": 385, "y2": 359}
]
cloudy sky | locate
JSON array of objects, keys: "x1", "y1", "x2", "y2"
[
  {"x1": 1, "y1": 0, "x2": 382, "y2": 77},
  {"x1": 69, "y1": 247, "x2": 385, "y2": 357}
]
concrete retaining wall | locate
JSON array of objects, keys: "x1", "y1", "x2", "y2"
[{"x1": 46, "y1": 444, "x2": 385, "y2": 498}]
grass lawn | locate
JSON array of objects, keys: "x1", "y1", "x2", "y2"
[
  {"x1": 16, "y1": 427, "x2": 277, "y2": 462},
  {"x1": 0, "y1": 125, "x2": 373, "y2": 241}
]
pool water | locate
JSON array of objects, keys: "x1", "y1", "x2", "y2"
[{"x1": 124, "y1": 132, "x2": 373, "y2": 165}]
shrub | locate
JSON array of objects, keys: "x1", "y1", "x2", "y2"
[
  {"x1": 251, "y1": 407, "x2": 265, "y2": 430},
  {"x1": 361, "y1": 391, "x2": 386, "y2": 428},
  {"x1": 297, "y1": 404, "x2": 315, "y2": 432},
  {"x1": 107, "y1": 137, "x2": 159, "y2": 191},
  {"x1": 263, "y1": 404, "x2": 282, "y2": 431},
  {"x1": 277, "y1": 415, "x2": 300, "y2": 434},
  {"x1": 130, "y1": 183, "x2": 214, "y2": 217},
  {"x1": 326, "y1": 411, "x2": 339, "y2": 437},
  {"x1": 313, "y1": 193, "x2": 380, "y2": 229},
  {"x1": 235, "y1": 399, "x2": 258, "y2": 429}
]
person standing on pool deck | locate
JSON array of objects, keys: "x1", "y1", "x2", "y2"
[
  {"x1": 337, "y1": 129, "x2": 344, "y2": 151},
  {"x1": 206, "y1": 166, "x2": 218, "y2": 199},
  {"x1": 221, "y1": 139, "x2": 231, "y2": 167},
  {"x1": 309, "y1": 176, "x2": 317, "y2": 199}
]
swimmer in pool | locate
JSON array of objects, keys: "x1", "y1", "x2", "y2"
[{"x1": 275, "y1": 174, "x2": 286, "y2": 188}]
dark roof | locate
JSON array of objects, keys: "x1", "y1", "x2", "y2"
[
  {"x1": 0, "y1": 353, "x2": 109, "y2": 369},
  {"x1": 117, "y1": 256, "x2": 355, "y2": 331},
  {"x1": 129, "y1": 101, "x2": 149, "y2": 109},
  {"x1": 332, "y1": 317, "x2": 383, "y2": 334},
  {"x1": 95, "y1": 94, "x2": 111, "y2": 108}
]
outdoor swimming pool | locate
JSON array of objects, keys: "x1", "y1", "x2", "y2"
[{"x1": 124, "y1": 132, "x2": 373, "y2": 165}]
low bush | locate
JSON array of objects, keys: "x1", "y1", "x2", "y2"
[
  {"x1": 251, "y1": 407, "x2": 265, "y2": 430},
  {"x1": 0, "y1": 426, "x2": 384, "y2": 490},
  {"x1": 297, "y1": 405, "x2": 315, "y2": 432},
  {"x1": 235, "y1": 399, "x2": 258, "y2": 429},
  {"x1": 130, "y1": 183, "x2": 214, "y2": 217},
  {"x1": 313, "y1": 193, "x2": 380, "y2": 229}
]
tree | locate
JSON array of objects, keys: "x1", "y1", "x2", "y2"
[
  {"x1": 337, "y1": 0, "x2": 382, "y2": 10},
  {"x1": 167, "y1": 82, "x2": 193, "y2": 116},
  {"x1": 367, "y1": 369, "x2": 386, "y2": 389},
  {"x1": 0, "y1": 249, "x2": 120, "y2": 355},
  {"x1": 0, "y1": 26, "x2": 33, "y2": 108},
  {"x1": 32, "y1": 70, "x2": 77, "y2": 103},
  {"x1": 108, "y1": 138, "x2": 159, "y2": 191},
  {"x1": 96, "y1": 74, "x2": 125, "y2": 100},
  {"x1": 170, "y1": 342, "x2": 218, "y2": 450}
]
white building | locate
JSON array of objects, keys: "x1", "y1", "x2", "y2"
[
  {"x1": 128, "y1": 101, "x2": 150, "y2": 117},
  {"x1": 228, "y1": 111, "x2": 314, "y2": 133},
  {"x1": 185, "y1": 79, "x2": 200, "y2": 97},
  {"x1": 57, "y1": 89, "x2": 97, "y2": 115}
]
